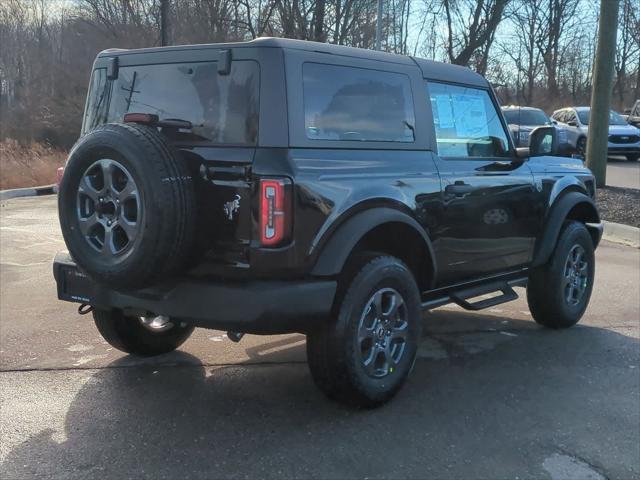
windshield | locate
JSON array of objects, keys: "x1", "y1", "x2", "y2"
[
  {"x1": 503, "y1": 109, "x2": 549, "y2": 126},
  {"x1": 576, "y1": 109, "x2": 628, "y2": 126}
]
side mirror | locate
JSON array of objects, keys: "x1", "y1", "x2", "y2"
[
  {"x1": 623, "y1": 108, "x2": 631, "y2": 115},
  {"x1": 566, "y1": 120, "x2": 577, "y2": 127},
  {"x1": 529, "y1": 126, "x2": 573, "y2": 157}
]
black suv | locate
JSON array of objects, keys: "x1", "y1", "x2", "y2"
[{"x1": 55, "y1": 38, "x2": 602, "y2": 407}]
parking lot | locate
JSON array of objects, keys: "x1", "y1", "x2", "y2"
[
  {"x1": 607, "y1": 157, "x2": 640, "y2": 189},
  {"x1": 1, "y1": 195, "x2": 638, "y2": 479}
]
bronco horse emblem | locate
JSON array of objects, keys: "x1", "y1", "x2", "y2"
[{"x1": 223, "y1": 194, "x2": 241, "y2": 221}]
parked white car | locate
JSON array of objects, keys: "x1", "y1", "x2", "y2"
[{"x1": 551, "y1": 107, "x2": 640, "y2": 161}]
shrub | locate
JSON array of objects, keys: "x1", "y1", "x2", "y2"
[{"x1": 0, "y1": 140, "x2": 66, "y2": 190}]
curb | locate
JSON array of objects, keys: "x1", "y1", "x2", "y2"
[
  {"x1": 0, "y1": 184, "x2": 58, "y2": 201},
  {"x1": 602, "y1": 221, "x2": 640, "y2": 248}
]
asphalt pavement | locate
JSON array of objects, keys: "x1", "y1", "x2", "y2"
[
  {"x1": 606, "y1": 157, "x2": 640, "y2": 189},
  {"x1": 1, "y1": 196, "x2": 639, "y2": 480}
]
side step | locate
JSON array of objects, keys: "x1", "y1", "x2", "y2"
[
  {"x1": 449, "y1": 283, "x2": 518, "y2": 311},
  {"x1": 422, "y1": 276, "x2": 527, "y2": 312}
]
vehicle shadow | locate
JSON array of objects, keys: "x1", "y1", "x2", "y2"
[{"x1": 2, "y1": 314, "x2": 639, "y2": 479}]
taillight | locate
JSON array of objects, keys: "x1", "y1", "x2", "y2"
[{"x1": 259, "y1": 178, "x2": 291, "y2": 246}]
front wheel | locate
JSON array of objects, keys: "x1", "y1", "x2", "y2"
[
  {"x1": 527, "y1": 221, "x2": 595, "y2": 329},
  {"x1": 576, "y1": 137, "x2": 587, "y2": 157},
  {"x1": 93, "y1": 308, "x2": 195, "y2": 356},
  {"x1": 306, "y1": 254, "x2": 422, "y2": 407}
]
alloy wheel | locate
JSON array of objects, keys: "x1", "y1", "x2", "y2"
[
  {"x1": 563, "y1": 244, "x2": 589, "y2": 306},
  {"x1": 76, "y1": 159, "x2": 141, "y2": 259},
  {"x1": 357, "y1": 288, "x2": 409, "y2": 378}
]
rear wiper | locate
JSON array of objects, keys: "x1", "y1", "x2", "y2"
[{"x1": 159, "y1": 118, "x2": 193, "y2": 129}]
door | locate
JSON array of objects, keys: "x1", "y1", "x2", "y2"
[
  {"x1": 554, "y1": 109, "x2": 581, "y2": 148},
  {"x1": 425, "y1": 81, "x2": 540, "y2": 286}
]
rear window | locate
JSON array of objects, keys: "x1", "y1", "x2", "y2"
[
  {"x1": 302, "y1": 63, "x2": 415, "y2": 143},
  {"x1": 503, "y1": 109, "x2": 549, "y2": 126},
  {"x1": 83, "y1": 60, "x2": 259, "y2": 145}
]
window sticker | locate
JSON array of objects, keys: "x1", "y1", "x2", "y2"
[
  {"x1": 435, "y1": 94, "x2": 454, "y2": 129},
  {"x1": 451, "y1": 94, "x2": 489, "y2": 138}
]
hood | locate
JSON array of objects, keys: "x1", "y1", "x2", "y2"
[{"x1": 608, "y1": 124, "x2": 640, "y2": 135}]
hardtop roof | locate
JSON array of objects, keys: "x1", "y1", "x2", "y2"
[{"x1": 97, "y1": 37, "x2": 488, "y2": 88}]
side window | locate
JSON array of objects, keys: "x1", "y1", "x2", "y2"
[
  {"x1": 303, "y1": 63, "x2": 415, "y2": 142},
  {"x1": 82, "y1": 68, "x2": 108, "y2": 134},
  {"x1": 426, "y1": 82, "x2": 510, "y2": 158},
  {"x1": 566, "y1": 111, "x2": 577, "y2": 124},
  {"x1": 552, "y1": 111, "x2": 563, "y2": 122}
]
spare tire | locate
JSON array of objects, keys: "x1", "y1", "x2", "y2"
[{"x1": 58, "y1": 123, "x2": 195, "y2": 289}]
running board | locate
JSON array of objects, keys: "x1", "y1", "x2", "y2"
[
  {"x1": 422, "y1": 276, "x2": 527, "y2": 312},
  {"x1": 449, "y1": 283, "x2": 518, "y2": 311}
]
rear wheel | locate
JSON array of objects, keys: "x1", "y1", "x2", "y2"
[
  {"x1": 306, "y1": 254, "x2": 422, "y2": 407},
  {"x1": 93, "y1": 309, "x2": 195, "y2": 356},
  {"x1": 527, "y1": 221, "x2": 595, "y2": 329}
]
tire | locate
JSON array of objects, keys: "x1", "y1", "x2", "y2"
[
  {"x1": 58, "y1": 123, "x2": 195, "y2": 289},
  {"x1": 576, "y1": 137, "x2": 587, "y2": 157},
  {"x1": 93, "y1": 309, "x2": 195, "y2": 356},
  {"x1": 306, "y1": 254, "x2": 422, "y2": 408},
  {"x1": 527, "y1": 221, "x2": 595, "y2": 329},
  {"x1": 626, "y1": 154, "x2": 639, "y2": 162}
]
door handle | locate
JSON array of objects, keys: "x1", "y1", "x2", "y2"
[{"x1": 445, "y1": 182, "x2": 475, "y2": 196}]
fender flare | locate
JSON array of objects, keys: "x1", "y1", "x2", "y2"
[
  {"x1": 531, "y1": 190, "x2": 601, "y2": 267},
  {"x1": 311, "y1": 207, "x2": 436, "y2": 280}
]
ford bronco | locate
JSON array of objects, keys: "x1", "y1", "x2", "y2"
[{"x1": 54, "y1": 38, "x2": 602, "y2": 407}]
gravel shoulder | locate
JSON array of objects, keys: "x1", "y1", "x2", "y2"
[{"x1": 597, "y1": 186, "x2": 640, "y2": 228}]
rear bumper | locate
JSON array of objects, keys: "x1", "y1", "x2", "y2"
[{"x1": 53, "y1": 252, "x2": 336, "y2": 334}]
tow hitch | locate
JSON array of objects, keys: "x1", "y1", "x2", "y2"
[{"x1": 227, "y1": 331, "x2": 245, "y2": 343}]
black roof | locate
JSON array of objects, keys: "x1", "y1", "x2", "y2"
[{"x1": 98, "y1": 37, "x2": 488, "y2": 88}]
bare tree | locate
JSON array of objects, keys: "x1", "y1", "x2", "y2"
[
  {"x1": 0, "y1": 0, "x2": 630, "y2": 150},
  {"x1": 534, "y1": 0, "x2": 581, "y2": 97},
  {"x1": 442, "y1": 0, "x2": 509, "y2": 69},
  {"x1": 497, "y1": 0, "x2": 544, "y2": 104},
  {"x1": 614, "y1": 0, "x2": 640, "y2": 105}
]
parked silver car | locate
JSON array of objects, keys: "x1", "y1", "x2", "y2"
[
  {"x1": 551, "y1": 106, "x2": 640, "y2": 161},
  {"x1": 622, "y1": 100, "x2": 640, "y2": 129}
]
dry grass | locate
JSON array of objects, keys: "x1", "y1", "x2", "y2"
[{"x1": 0, "y1": 140, "x2": 67, "y2": 190}]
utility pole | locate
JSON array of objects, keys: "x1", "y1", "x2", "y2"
[
  {"x1": 586, "y1": 0, "x2": 620, "y2": 187},
  {"x1": 375, "y1": 0, "x2": 383, "y2": 51},
  {"x1": 160, "y1": 0, "x2": 171, "y2": 46}
]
